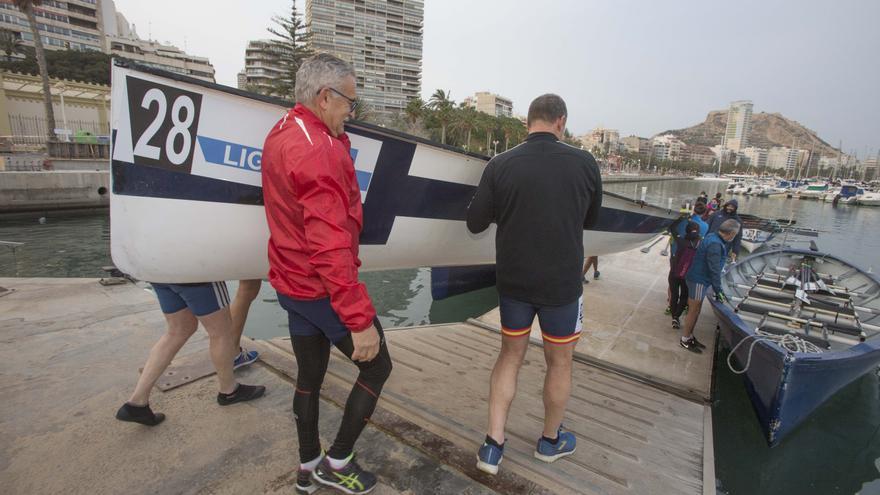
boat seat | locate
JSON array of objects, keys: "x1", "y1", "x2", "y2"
[
  {"x1": 824, "y1": 322, "x2": 865, "y2": 338},
  {"x1": 755, "y1": 280, "x2": 853, "y2": 301},
  {"x1": 735, "y1": 302, "x2": 864, "y2": 337},
  {"x1": 746, "y1": 288, "x2": 855, "y2": 315}
]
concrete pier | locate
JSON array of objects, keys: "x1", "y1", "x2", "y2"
[{"x1": 0, "y1": 243, "x2": 716, "y2": 494}]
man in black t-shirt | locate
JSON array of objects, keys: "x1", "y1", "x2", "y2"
[{"x1": 467, "y1": 93, "x2": 602, "y2": 475}]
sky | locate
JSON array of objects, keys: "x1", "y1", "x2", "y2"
[{"x1": 111, "y1": 0, "x2": 879, "y2": 157}]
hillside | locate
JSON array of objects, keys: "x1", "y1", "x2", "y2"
[{"x1": 660, "y1": 111, "x2": 840, "y2": 158}]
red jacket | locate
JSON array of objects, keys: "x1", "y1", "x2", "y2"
[{"x1": 261, "y1": 104, "x2": 376, "y2": 332}]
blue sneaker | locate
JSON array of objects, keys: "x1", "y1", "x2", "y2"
[
  {"x1": 534, "y1": 427, "x2": 576, "y2": 463},
  {"x1": 476, "y1": 439, "x2": 504, "y2": 475},
  {"x1": 233, "y1": 347, "x2": 259, "y2": 370}
]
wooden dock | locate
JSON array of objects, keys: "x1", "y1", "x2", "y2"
[
  {"x1": 0, "y1": 244, "x2": 716, "y2": 495},
  {"x1": 474, "y1": 246, "x2": 719, "y2": 402}
]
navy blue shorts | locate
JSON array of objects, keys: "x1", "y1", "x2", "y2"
[
  {"x1": 151, "y1": 282, "x2": 230, "y2": 317},
  {"x1": 499, "y1": 295, "x2": 583, "y2": 345},
  {"x1": 278, "y1": 293, "x2": 381, "y2": 344}
]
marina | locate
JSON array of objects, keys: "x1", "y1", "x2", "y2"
[{"x1": 0, "y1": 0, "x2": 877, "y2": 492}]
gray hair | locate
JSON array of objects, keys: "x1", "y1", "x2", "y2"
[
  {"x1": 527, "y1": 94, "x2": 567, "y2": 126},
  {"x1": 294, "y1": 53, "x2": 356, "y2": 105},
  {"x1": 719, "y1": 219, "x2": 741, "y2": 235}
]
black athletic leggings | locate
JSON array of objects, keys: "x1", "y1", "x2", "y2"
[
  {"x1": 669, "y1": 275, "x2": 689, "y2": 319},
  {"x1": 290, "y1": 321, "x2": 393, "y2": 463}
]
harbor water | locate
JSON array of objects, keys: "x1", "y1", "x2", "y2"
[{"x1": 1, "y1": 179, "x2": 878, "y2": 494}]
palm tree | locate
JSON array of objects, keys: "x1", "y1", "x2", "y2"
[
  {"x1": 404, "y1": 97, "x2": 424, "y2": 129},
  {"x1": 450, "y1": 107, "x2": 479, "y2": 151},
  {"x1": 0, "y1": 28, "x2": 23, "y2": 61},
  {"x1": 427, "y1": 89, "x2": 452, "y2": 110},
  {"x1": 12, "y1": 0, "x2": 56, "y2": 143},
  {"x1": 404, "y1": 97, "x2": 424, "y2": 123},
  {"x1": 501, "y1": 117, "x2": 526, "y2": 151},
  {"x1": 427, "y1": 89, "x2": 454, "y2": 144},
  {"x1": 480, "y1": 113, "x2": 499, "y2": 154}
]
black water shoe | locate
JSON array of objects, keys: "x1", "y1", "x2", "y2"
[
  {"x1": 116, "y1": 402, "x2": 165, "y2": 426},
  {"x1": 217, "y1": 383, "x2": 266, "y2": 405}
]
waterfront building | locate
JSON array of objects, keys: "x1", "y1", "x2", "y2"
[
  {"x1": 0, "y1": 0, "x2": 104, "y2": 52},
  {"x1": 305, "y1": 0, "x2": 423, "y2": 119},
  {"x1": 723, "y1": 100, "x2": 753, "y2": 152},
  {"x1": 463, "y1": 92, "x2": 513, "y2": 118},
  {"x1": 0, "y1": 0, "x2": 214, "y2": 81},
  {"x1": 620, "y1": 135, "x2": 650, "y2": 156},
  {"x1": 581, "y1": 127, "x2": 620, "y2": 155},
  {"x1": 103, "y1": 1, "x2": 214, "y2": 82},
  {"x1": 651, "y1": 134, "x2": 684, "y2": 162},
  {"x1": 682, "y1": 144, "x2": 716, "y2": 166},
  {"x1": 741, "y1": 146, "x2": 768, "y2": 170},
  {"x1": 240, "y1": 39, "x2": 288, "y2": 94},
  {"x1": 767, "y1": 146, "x2": 800, "y2": 172},
  {"x1": 863, "y1": 155, "x2": 878, "y2": 181},
  {"x1": 105, "y1": 36, "x2": 215, "y2": 82}
]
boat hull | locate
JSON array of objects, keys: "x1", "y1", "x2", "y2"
[
  {"x1": 711, "y1": 249, "x2": 880, "y2": 446},
  {"x1": 713, "y1": 302, "x2": 880, "y2": 446},
  {"x1": 109, "y1": 61, "x2": 675, "y2": 283}
]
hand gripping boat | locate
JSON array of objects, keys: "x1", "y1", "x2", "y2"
[
  {"x1": 711, "y1": 249, "x2": 880, "y2": 446},
  {"x1": 109, "y1": 60, "x2": 675, "y2": 285}
]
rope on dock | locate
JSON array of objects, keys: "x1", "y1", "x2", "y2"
[{"x1": 727, "y1": 329, "x2": 824, "y2": 375}]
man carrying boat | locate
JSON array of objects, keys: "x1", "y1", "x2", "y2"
[
  {"x1": 261, "y1": 53, "x2": 392, "y2": 495},
  {"x1": 115, "y1": 282, "x2": 267, "y2": 425},
  {"x1": 680, "y1": 219, "x2": 741, "y2": 352},
  {"x1": 467, "y1": 93, "x2": 603, "y2": 475}
]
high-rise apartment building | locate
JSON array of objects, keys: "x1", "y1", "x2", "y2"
[
  {"x1": 0, "y1": 0, "x2": 104, "y2": 52},
  {"x1": 464, "y1": 92, "x2": 513, "y2": 117},
  {"x1": 240, "y1": 39, "x2": 288, "y2": 94},
  {"x1": 305, "y1": 0, "x2": 423, "y2": 119},
  {"x1": 0, "y1": 0, "x2": 214, "y2": 81},
  {"x1": 723, "y1": 100, "x2": 753, "y2": 152}
]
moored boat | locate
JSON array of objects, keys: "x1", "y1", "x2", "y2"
[
  {"x1": 711, "y1": 249, "x2": 880, "y2": 446},
  {"x1": 740, "y1": 228, "x2": 774, "y2": 252},
  {"x1": 857, "y1": 191, "x2": 880, "y2": 206},
  {"x1": 798, "y1": 183, "x2": 830, "y2": 200}
]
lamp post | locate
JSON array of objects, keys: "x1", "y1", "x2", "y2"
[{"x1": 492, "y1": 140, "x2": 499, "y2": 156}]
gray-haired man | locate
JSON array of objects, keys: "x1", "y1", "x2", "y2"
[
  {"x1": 681, "y1": 219, "x2": 740, "y2": 352},
  {"x1": 262, "y1": 53, "x2": 392, "y2": 495}
]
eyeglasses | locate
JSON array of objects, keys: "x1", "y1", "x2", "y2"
[{"x1": 320, "y1": 87, "x2": 359, "y2": 113}]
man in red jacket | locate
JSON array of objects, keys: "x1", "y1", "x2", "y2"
[{"x1": 262, "y1": 53, "x2": 391, "y2": 495}]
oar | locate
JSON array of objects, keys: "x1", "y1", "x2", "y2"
[
  {"x1": 641, "y1": 236, "x2": 664, "y2": 254},
  {"x1": 659, "y1": 236, "x2": 670, "y2": 257}
]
